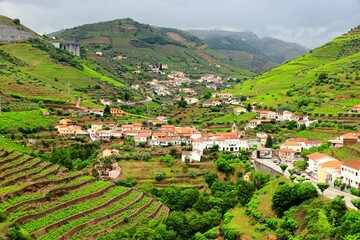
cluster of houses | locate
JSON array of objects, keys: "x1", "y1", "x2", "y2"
[
  {"x1": 245, "y1": 110, "x2": 316, "y2": 130},
  {"x1": 146, "y1": 71, "x2": 229, "y2": 97},
  {"x1": 182, "y1": 123, "x2": 249, "y2": 162},
  {"x1": 307, "y1": 152, "x2": 360, "y2": 190}
]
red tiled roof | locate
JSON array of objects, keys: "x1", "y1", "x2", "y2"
[
  {"x1": 319, "y1": 160, "x2": 342, "y2": 168},
  {"x1": 307, "y1": 152, "x2": 331, "y2": 161},
  {"x1": 341, "y1": 132, "x2": 357, "y2": 139},
  {"x1": 342, "y1": 160, "x2": 360, "y2": 170}
]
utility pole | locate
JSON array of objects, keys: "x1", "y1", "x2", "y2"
[
  {"x1": 68, "y1": 81, "x2": 70, "y2": 95},
  {"x1": 0, "y1": 94, "x2": 2, "y2": 118}
]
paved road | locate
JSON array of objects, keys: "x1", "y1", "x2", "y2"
[{"x1": 254, "y1": 158, "x2": 359, "y2": 209}]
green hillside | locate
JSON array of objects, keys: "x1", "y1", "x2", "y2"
[
  {"x1": 0, "y1": 38, "x2": 140, "y2": 109},
  {"x1": 222, "y1": 26, "x2": 360, "y2": 115},
  {"x1": 0, "y1": 147, "x2": 168, "y2": 239},
  {"x1": 188, "y1": 29, "x2": 308, "y2": 73},
  {"x1": 54, "y1": 18, "x2": 255, "y2": 80}
]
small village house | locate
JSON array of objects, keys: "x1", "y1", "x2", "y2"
[{"x1": 341, "y1": 160, "x2": 360, "y2": 189}]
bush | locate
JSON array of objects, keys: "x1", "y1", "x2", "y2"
[
  {"x1": 114, "y1": 178, "x2": 138, "y2": 187},
  {"x1": 155, "y1": 172, "x2": 166, "y2": 181},
  {"x1": 266, "y1": 217, "x2": 278, "y2": 230},
  {"x1": 350, "y1": 187, "x2": 360, "y2": 197},
  {"x1": 0, "y1": 209, "x2": 7, "y2": 222},
  {"x1": 221, "y1": 226, "x2": 241, "y2": 240},
  {"x1": 204, "y1": 229, "x2": 218, "y2": 239}
]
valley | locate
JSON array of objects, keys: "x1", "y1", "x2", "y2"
[{"x1": 0, "y1": 13, "x2": 359, "y2": 240}]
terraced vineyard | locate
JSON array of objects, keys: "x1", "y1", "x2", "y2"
[{"x1": 0, "y1": 149, "x2": 169, "y2": 239}]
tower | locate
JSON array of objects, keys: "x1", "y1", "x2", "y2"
[{"x1": 231, "y1": 122, "x2": 238, "y2": 134}]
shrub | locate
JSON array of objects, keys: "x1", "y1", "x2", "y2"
[
  {"x1": 350, "y1": 187, "x2": 360, "y2": 197},
  {"x1": 0, "y1": 209, "x2": 7, "y2": 222},
  {"x1": 155, "y1": 172, "x2": 166, "y2": 181}
]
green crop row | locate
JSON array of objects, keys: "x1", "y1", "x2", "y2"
[
  {"x1": 21, "y1": 182, "x2": 119, "y2": 232},
  {"x1": 2, "y1": 175, "x2": 93, "y2": 211},
  {"x1": 0, "y1": 110, "x2": 55, "y2": 132},
  {"x1": 11, "y1": 180, "x2": 112, "y2": 221},
  {"x1": 0, "y1": 154, "x2": 28, "y2": 169},
  {"x1": 0, "y1": 139, "x2": 29, "y2": 153},
  {"x1": 0, "y1": 162, "x2": 48, "y2": 185},
  {"x1": 95, "y1": 201, "x2": 161, "y2": 240},
  {"x1": 72, "y1": 196, "x2": 151, "y2": 239},
  {"x1": 0, "y1": 192, "x2": 43, "y2": 210},
  {"x1": 37, "y1": 191, "x2": 142, "y2": 240},
  {"x1": 0, "y1": 157, "x2": 39, "y2": 176}
]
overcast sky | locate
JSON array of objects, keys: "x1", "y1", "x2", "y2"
[{"x1": 0, "y1": 0, "x2": 359, "y2": 49}]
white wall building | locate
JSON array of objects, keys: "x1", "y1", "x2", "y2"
[
  {"x1": 341, "y1": 160, "x2": 360, "y2": 189},
  {"x1": 307, "y1": 152, "x2": 337, "y2": 179}
]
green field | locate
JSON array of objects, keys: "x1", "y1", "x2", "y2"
[
  {"x1": 221, "y1": 28, "x2": 360, "y2": 115},
  {"x1": 0, "y1": 110, "x2": 54, "y2": 133},
  {"x1": 0, "y1": 149, "x2": 169, "y2": 239}
]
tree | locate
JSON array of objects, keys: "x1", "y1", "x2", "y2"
[
  {"x1": 300, "y1": 124, "x2": 306, "y2": 130},
  {"x1": 296, "y1": 177, "x2": 305, "y2": 183},
  {"x1": 317, "y1": 182, "x2": 330, "y2": 195},
  {"x1": 247, "y1": 103, "x2": 252, "y2": 112},
  {"x1": 272, "y1": 182, "x2": 318, "y2": 217},
  {"x1": 279, "y1": 163, "x2": 288, "y2": 174},
  {"x1": 265, "y1": 136, "x2": 273, "y2": 148},
  {"x1": 250, "y1": 171, "x2": 270, "y2": 190},
  {"x1": 293, "y1": 160, "x2": 308, "y2": 171},
  {"x1": 203, "y1": 91, "x2": 212, "y2": 99},
  {"x1": 104, "y1": 105, "x2": 111, "y2": 116},
  {"x1": 289, "y1": 175, "x2": 296, "y2": 182},
  {"x1": 12, "y1": 18, "x2": 20, "y2": 25},
  {"x1": 351, "y1": 199, "x2": 360, "y2": 210},
  {"x1": 177, "y1": 96, "x2": 187, "y2": 108},
  {"x1": 216, "y1": 158, "x2": 234, "y2": 175},
  {"x1": 205, "y1": 172, "x2": 218, "y2": 187},
  {"x1": 288, "y1": 168, "x2": 296, "y2": 176}
]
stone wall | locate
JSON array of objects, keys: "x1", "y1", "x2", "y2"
[{"x1": 253, "y1": 160, "x2": 282, "y2": 177}]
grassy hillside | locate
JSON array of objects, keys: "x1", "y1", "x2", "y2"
[
  {"x1": 54, "y1": 18, "x2": 255, "y2": 79},
  {"x1": 0, "y1": 39, "x2": 140, "y2": 109},
  {"x1": 189, "y1": 29, "x2": 308, "y2": 73},
  {"x1": 222, "y1": 26, "x2": 360, "y2": 115},
  {"x1": 0, "y1": 147, "x2": 169, "y2": 239}
]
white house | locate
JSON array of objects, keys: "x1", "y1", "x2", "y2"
[
  {"x1": 282, "y1": 111, "x2": 294, "y2": 121},
  {"x1": 98, "y1": 130, "x2": 111, "y2": 141},
  {"x1": 90, "y1": 108, "x2": 104, "y2": 116},
  {"x1": 280, "y1": 141, "x2": 303, "y2": 153},
  {"x1": 286, "y1": 138, "x2": 323, "y2": 150},
  {"x1": 307, "y1": 152, "x2": 337, "y2": 179},
  {"x1": 341, "y1": 160, "x2": 360, "y2": 189},
  {"x1": 181, "y1": 149, "x2": 202, "y2": 162},
  {"x1": 245, "y1": 119, "x2": 262, "y2": 130},
  {"x1": 233, "y1": 107, "x2": 247, "y2": 116}
]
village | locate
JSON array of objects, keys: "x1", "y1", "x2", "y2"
[{"x1": 52, "y1": 102, "x2": 360, "y2": 191}]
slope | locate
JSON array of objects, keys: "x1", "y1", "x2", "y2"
[
  {"x1": 188, "y1": 29, "x2": 308, "y2": 73},
  {"x1": 53, "y1": 18, "x2": 255, "y2": 80},
  {"x1": 0, "y1": 144, "x2": 169, "y2": 239},
  {"x1": 221, "y1": 25, "x2": 360, "y2": 115},
  {"x1": 0, "y1": 38, "x2": 140, "y2": 109}
]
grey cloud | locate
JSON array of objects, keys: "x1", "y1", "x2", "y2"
[{"x1": 0, "y1": 0, "x2": 359, "y2": 48}]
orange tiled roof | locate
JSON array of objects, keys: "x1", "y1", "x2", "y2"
[
  {"x1": 319, "y1": 160, "x2": 342, "y2": 168},
  {"x1": 342, "y1": 160, "x2": 360, "y2": 170},
  {"x1": 307, "y1": 152, "x2": 331, "y2": 161}
]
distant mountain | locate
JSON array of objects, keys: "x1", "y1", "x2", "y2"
[
  {"x1": 51, "y1": 18, "x2": 255, "y2": 80},
  {"x1": 188, "y1": 29, "x2": 308, "y2": 73},
  {"x1": 219, "y1": 26, "x2": 360, "y2": 115}
]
